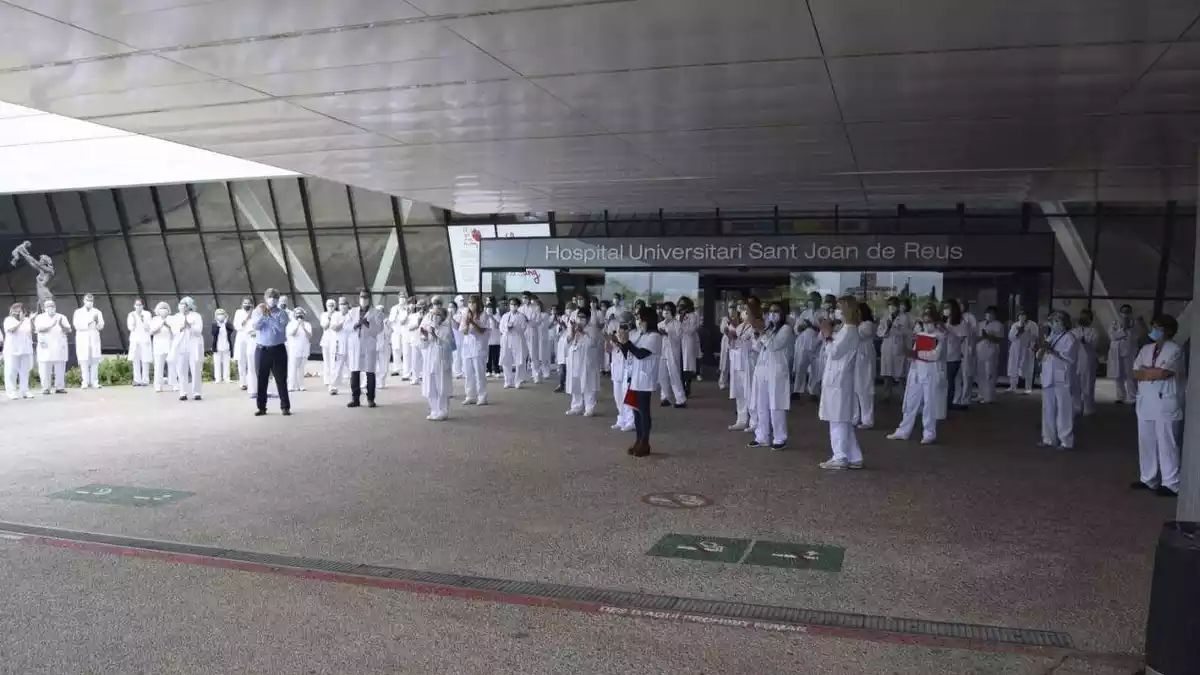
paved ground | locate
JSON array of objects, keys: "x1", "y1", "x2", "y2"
[{"x1": 0, "y1": 373, "x2": 1166, "y2": 672}]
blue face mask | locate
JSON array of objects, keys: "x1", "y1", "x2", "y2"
[
  {"x1": 1050, "y1": 320, "x2": 1064, "y2": 333},
  {"x1": 1149, "y1": 328, "x2": 1165, "y2": 342}
]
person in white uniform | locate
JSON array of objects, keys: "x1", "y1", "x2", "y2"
[
  {"x1": 1108, "y1": 304, "x2": 1137, "y2": 404},
  {"x1": 449, "y1": 296, "x2": 465, "y2": 379},
  {"x1": 233, "y1": 298, "x2": 256, "y2": 392},
  {"x1": 615, "y1": 305, "x2": 662, "y2": 457},
  {"x1": 1071, "y1": 308, "x2": 1100, "y2": 416},
  {"x1": 373, "y1": 305, "x2": 391, "y2": 389},
  {"x1": 499, "y1": 298, "x2": 528, "y2": 389},
  {"x1": 286, "y1": 307, "x2": 312, "y2": 392},
  {"x1": 386, "y1": 295, "x2": 408, "y2": 378},
  {"x1": 3, "y1": 303, "x2": 34, "y2": 400},
  {"x1": 608, "y1": 310, "x2": 635, "y2": 431},
  {"x1": 877, "y1": 296, "x2": 911, "y2": 402},
  {"x1": 749, "y1": 302, "x2": 794, "y2": 449},
  {"x1": 657, "y1": 301, "x2": 687, "y2": 407},
  {"x1": 853, "y1": 303, "x2": 877, "y2": 429},
  {"x1": 678, "y1": 297, "x2": 702, "y2": 397},
  {"x1": 553, "y1": 302, "x2": 577, "y2": 393},
  {"x1": 525, "y1": 297, "x2": 550, "y2": 383},
  {"x1": 459, "y1": 295, "x2": 490, "y2": 406},
  {"x1": 342, "y1": 291, "x2": 383, "y2": 408},
  {"x1": 420, "y1": 305, "x2": 454, "y2": 420},
  {"x1": 72, "y1": 293, "x2": 105, "y2": 389},
  {"x1": 955, "y1": 300, "x2": 978, "y2": 406},
  {"x1": 942, "y1": 300, "x2": 969, "y2": 411},
  {"x1": 819, "y1": 297, "x2": 864, "y2": 470},
  {"x1": 974, "y1": 306, "x2": 1005, "y2": 404},
  {"x1": 149, "y1": 302, "x2": 174, "y2": 392},
  {"x1": 1037, "y1": 310, "x2": 1079, "y2": 450},
  {"x1": 327, "y1": 298, "x2": 348, "y2": 395},
  {"x1": 34, "y1": 299, "x2": 71, "y2": 395},
  {"x1": 403, "y1": 299, "x2": 425, "y2": 385},
  {"x1": 718, "y1": 303, "x2": 738, "y2": 390},
  {"x1": 1131, "y1": 315, "x2": 1185, "y2": 497},
  {"x1": 889, "y1": 305, "x2": 947, "y2": 444},
  {"x1": 793, "y1": 294, "x2": 826, "y2": 400},
  {"x1": 1007, "y1": 310, "x2": 1037, "y2": 394},
  {"x1": 320, "y1": 299, "x2": 340, "y2": 386},
  {"x1": 126, "y1": 299, "x2": 153, "y2": 387},
  {"x1": 211, "y1": 308, "x2": 234, "y2": 384},
  {"x1": 485, "y1": 299, "x2": 502, "y2": 378},
  {"x1": 565, "y1": 306, "x2": 602, "y2": 416},
  {"x1": 170, "y1": 297, "x2": 205, "y2": 401},
  {"x1": 728, "y1": 303, "x2": 758, "y2": 432}
]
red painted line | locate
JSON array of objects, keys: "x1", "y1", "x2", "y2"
[{"x1": 8, "y1": 532, "x2": 1139, "y2": 666}]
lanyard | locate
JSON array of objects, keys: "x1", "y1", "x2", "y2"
[{"x1": 1152, "y1": 342, "x2": 1163, "y2": 364}]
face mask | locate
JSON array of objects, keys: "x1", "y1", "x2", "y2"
[
  {"x1": 266, "y1": 298, "x2": 279, "y2": 309},
  {"x1": 216, "y1": 314, "x2": 227, "y2": 322},
  {"x1": 359, "y1": 299, "x2": 370, "y2": 308},
  {"x1": 1018, "y1": 315, "x2": 1027, "y2": 323},
  {"x1": 834, "y1": 309, "x2": 844, "y2": 321},
  {"x1": 179, "y1": 304, "x2": 189, "y2": 313},
  {"x1": 767, "y1": 312, "x2": 780, "y2": 324},
  {"x1": 485, "y1": 307, "x2": 494, "y2": 314},
  {"x1": 888, "y1": 306, "x2": 898, "y2": 316},
  {"x1": 509, "y1": 305, "x2": 519, "y2": 312},
  {"x1": 432, "y1": 314, "x2": 445, "y2": 325},
  {"x1": 242, "y1": 303, "x2": 252, "y2": 310},
  {"x1": 157, "y1": 309, "x2": 168, "y2": 318},
  {"x1": 46, "y1": 307, "x2": 56, "y2": 316},
  {"x1": 809, "y1": 301, "x2": 819, "y2": 309},
  {"x1": 825, "y1": 303, "x2": 835, "y2": 310},
  {"x1": 984, "y1": 313, "x2": 995, "y2": 321},
  {"x1": 1149, "y1": 328, "x2": 1165, "y2": 342},
  {"x1": 134, "y1": 304, "x2": 143, "y2": 312},
  {"x1": 1050, "y1": 320, "x2": 1064, "y2": 333},
  {"x1": 923, "y1": 315, "x2": 935, "y2": 325},
  {"x1": 740, "y1": 311, "x2": 750, "y2": 321}
]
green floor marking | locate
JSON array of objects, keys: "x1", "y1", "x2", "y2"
[
  {"x1": 646, "y1": 534, "x2": 751, "y2": 564},
  {"x1": 741, "y1": 540, "x2": 845, "y2": 572},
  {"x1": 50, "y1": 484, "x2": 193, "y2": 508}
]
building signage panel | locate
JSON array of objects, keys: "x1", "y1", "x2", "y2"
[{"x1": 480, "y1": 234, "x2": 1054, "y2": 270}]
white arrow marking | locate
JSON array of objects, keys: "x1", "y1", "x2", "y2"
[
  {"x1": 772, "y1": 553, "x2": 799, "y2": 560},
  {"x1": 74, "y1": 490, "x2": 91, "y2": 495},
  {"x1": 93, "y1": 488, "x2": 112, "y2": 496},
  {"x1": 676, "y1": 545, "x2": 699, "y2": 551}
]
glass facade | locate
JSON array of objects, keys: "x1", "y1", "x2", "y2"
[
  {"x1": 0, "y1": 183, "x2": 1193, "y2": 360},
  {"x1": 0, "y1": 177, "x2": 450, "y2": 356}
]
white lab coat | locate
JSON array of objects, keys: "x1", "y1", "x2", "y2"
[
  {"x1": 126, "y1": 310, "x2": 153, "y2": 361},
  {"x1": 792, "y1": 324, "x2": 822, "y2": 394},
  {"x1": 728, "y1": 321, "x2": 752, "y2": 401},
  {"x1": 34, "y1": 313, "x2": 70, "y2": 363},
  {"x1": 421, "y1": 322, "x2": 454, "y2": 416},
  {"x1": 233, "y1": 307, "x2": 254, "y2": 358},
  {"x1": 521, "y1": 306, "x2": 544, "y2": 366},
  {"x1": 343, "y1": 306, "x2": 383, "y2": 373},
  {"x1": 286, "y1": 320, "x2": 312, "y2": 360},
  {"x1": 718, "y1": 314, "x2": 737, "y2": 386},
  {"x1": 624, "y1": 330, "x2": 662, "y2": 392},
  {"x1": 819, "y1": 323, "x2": 861, "y2": 423},
  {"x1": 854, "y1": 321, "x2": 877, "y2": 425},
  {"x1": 754, "y1": 323, "x2": 794, "y2": 411},
  {"x1": 877, "y1": 312, "x2": 911, "y2": 378},
  {"x1": 975, "y1": 319, "x2": 1005, "y2": 402},
  {"x1": 555, "y1": 311, "x2": 573, "y2": 365},
  {"x1": 1007, "y1": 320, "x2": 1037, "y2": 388},
  {"x1": 894, "y1": 325, "x2": 948, "y2": 440},
  {"x1": 1040, "y1": 329, "x2": 1080, "y2": 447},
  {"x1": 168, "y1": 312, "x2": 205, "y2": 363},
  {"x1": 1108, "y1": 318, "x2": 1137, "y2": 402},
  {"x1": 1071, "y1": 324, "x2": 1099, "y2": 414},
  {"x1": 3, "y1": 316, "x2": 33, "y2": 357},
  {"x1": 680, "y1": 312, "x2": 701, "y2": 372},
  {"x1": 149, "y1": 314, "x2": 174, "y2": 356},
  {"x1": 499, "y1": 310, "x2": 527, "y2": 367},
  {"x1": 1134, "y1": 340, "x2": 1186, "y2": 491},
  {"x1": 72, "y1": 307, "x2": 105, "y2": 361},
  {"x1": 565, "y1": 323, "x2": 602, "y2": 397},
  {"x1": 388, "y1": 306, "x2": 408, "y2": 351},
  {"x1": 487, "y1": 311, "x2": 502, "y2": 347}
]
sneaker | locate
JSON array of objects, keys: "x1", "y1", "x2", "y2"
[
  {"x1": 886, "y1": 433, "x2": 908, "y2": 441},
  {"x1": 154, "y1": 387, "x2": 163, "y2": 393},
  {"x1": 94, "y1": 384, "x2": 103, "y2": 390},
  {"x1": 255, "y1": 410, "x2": 267, "y2": 417},
  {"x1": 7, "y1": 395, "x2": 18, "y2": 401},
  {"x1": 347, "y1": 401, "x2": 361, "y2": 408},
  {"x1": 515, "y1": 382, "x2": 523, "y2": 389},
  {"x1": 660, "y1": 399, "x2": 671, "y2": 407},
  {"x1": 744, "y1": 426, "x2": 756, "y2": 434},
  {"x1": 819, "y1": 458, "x2": 848, "y2": 470},
  {"x1": 503, "y1": 384, "x2": 513, "y2": 389},
  {"x1": 856, "y1": 423, "x2": 873, "y2": 430},
  {"x1": 41, "y1": 389, "x2": 52, "y2": 396},
  {"x1": 430, "y1": 414, "x2": 447, "y2": 422},
  {"x1": 611, "y1": 423, "x2": 623, "y2": 430},
  {"x1": 728, "y1": 423, "x2": 748, "y2": 431},
  {"x1": 55, "y1": 389, "x2": 67, "y2": 394},
  {"x1": 552, "y1": 385, "x2": 564, "y2": 393},
  {"x1": 463, "y1": 398, "x2": 477, "y2": 406},
  {"x1": 179, "y1": 395, "x2": 188, "y2": 401},
  {"x1": 848, "y1": 462, "x2": 864, "y2": 470},
  {"x1": 329, "y1": 389, "x2": 338, "y2": 396},
  {"x1": 1058, "y1": 445, "x2": 1074, "y2": 451},
  {"x1": 673, "y1": 403, "x2": 687, "y2": 409},
  {"x1": 367, "y1": 401, "x2": 377, "y2": 409},
  {"x1": 920, "y1": 437, "x2": 936, "y2": 445},
  {"x1": 426, "y1": 414, "x2": 435, "y2": 420},
  {"x1": 619, "y1": 425, "x2": 635, "y2": 432},
  {"x1": 565, "y1": 408, "x2": 581, "y2": 416},
  {"x1": 23, "y1": 393, "x2": 34, "y2": 399},
  {"x1": 771, "y1": 441, "x2": 787, "y2": 451},
  {"x1": 282, "y1": 410, "x2": 291, "y2": 416},
  {"x1": 1156, "y1": 486, "x2": 1179, "y2": 498},
  {"x1": 477, "y1": 398, "x2": 487, "y2": 406},
  {"x1": 193, "y1": 395, "x2": 202, "y2": 401},
  {"x1": 240, "y1": 385, "x2": 248, "y2": 391},
  {"x1": 1130, "y1": 481, "x2": 1154, "y2": 491},
  {"x1": 1036, "y1": 441, "x2": 1055, "y2": 448},
  {"x1": 583, "y1": 409, "x2": 595, "y2": 417},
  {"x1": 747, "y1": 441, "x2": 765, "y2": 448}
]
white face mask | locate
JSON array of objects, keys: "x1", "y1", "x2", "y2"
[
  {"x1": 83, "y1": 299, "x2": 94, "y2": 309},
  {"x1": 432, "y1": 314, "x2": 445, "y2": 325},
  {"x1": 577, "y1": 316, "x2": 589, "y2": 325},
  {"x1": 134, "y1": 304, "x2": 143, "y2": 312},
  {"x1": 833, "y1": 309, "x2": 844, "y2": 321},
  {"x1": 326, "y1": 303, "x2": 336, "y2": 312},
  {"x1": 510, "y1": 305, "x2": 519, "y2": 313},
  {"x1": 888, "y1": 306, "x2": 899, "y2": 316},
  {"x1": 157, "y1": 308, "x2": 168, "y2": 318},
  {"x1": 359, "y1": 299, "x2": 370, "y2": 308},
  {"x1": 216, "y1": 314, "x2": 227, "y2": 323},
  {"x1": 767, "y1": 312, "x2": 780, "y2": 324},
  {"x1": 179, "y1": 304, "x2": 190, "y2": 313},
  {"x1": 942, "y1": 308, "x2": 951, "y2": 318},
  {"x1": 984, "y1": 313, "x2": 995, "y2": 321},
  {"x1": 266, "y1": 298, "x2": 279, "y2": 309},
  {"x1": 45, "y1": 306, "x2": 56, "y2": 316}
]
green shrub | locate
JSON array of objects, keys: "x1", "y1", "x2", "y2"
[
  {"x1": 98, "y1": 356, "x2": 135, "y2": 386},
  {"x1": 65, "y1": 366, "x2": 81, "y2": 388},
  {"x1": 201, "y1": 353, "x2": 239, "y2": 382}
]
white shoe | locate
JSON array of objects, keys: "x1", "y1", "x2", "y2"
[
  {"x1": 565, "y1": 408, "x2": 581, "y2": 416},
  {"x1": 94, "y1": 384, "x2": 102, "y2": 389},
  {"x1": 583, "y1": 409, "x2": 595, "y2": 417},
  {"x1": 728, "y1": 422, "x2": 747, "y2": 431},
  {"x1": 886, "y1": 432, "x2": 907, "y2": 441},
  {"x1": 743, "y1": 426, "x2": 756, "y2": 433},
  {"x1": 463, "y1": 398, "x2": 477, "y2": 405},
  {"x1": 503, "y1": 383, "x2": 513, "y2": 389},
  {"x1": 515, "y1": 382, "x2": 523, "y2": 389},
  {"x1": 430, "y1": 414, "x2": 447, "y2": 422},
  {"x1": 611, "y1": 423, "x2": 623, "y2": 430},
  {"x1": 329, "y1": 388, "x2": 338, "y2": 395},
  {"x1": 920, "y1": 437, "x2": 936, "y2": 445},
  {"x1": 7, "y1": 395, "x2": 18, "y2": 401},
  {"x1": 299, "y1": 387, "x2": 307, "y2": 392},
  {"x1": 426, "y1": 414, "x2": 435, "y2": 420},
  {"x1": 23, "y1": 393, "x2": 35, "y2": 400},
  {"x1": 620, "y1": 425, "x2": 635, "y2": 432},
  {"x1": 819, "y1": 458, "x2": 848, "y2": 470}
]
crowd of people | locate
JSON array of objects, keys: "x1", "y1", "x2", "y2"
[{"x1": 0, "y1": 289, "x2": 1184, "y2": 494}]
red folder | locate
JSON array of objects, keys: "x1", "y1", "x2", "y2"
[
  {"x1": 624, "y1": 387, "x2": 639, "y2": 407},
  {"x1": 914, "y1": 334, "x2": 938, "y2": 353}
]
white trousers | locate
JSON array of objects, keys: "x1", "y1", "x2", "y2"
[
  {"x1": 131, "y1": 357, "x2": 151, "y2": 385},
  {"x1": 289, "y1": 357, "x2": 307, "y2": 391},
  {"x1": 793, "y1": 355, "x2": 812, "y2": 394},
  {"x1": 806, "y1": 357, "x2": 823, "y2": 396},
  {"x1": 38, "y1": 361, "x2": 66, "y2": 391},
  {"x1": 79, "y1": 358, "x2": 100, "y2": 388},
  {"x1": 153, "y1": 353, "x2": 170, "y2": 390},
  {"x1": 1008, "y1": 355, "x2": 1034, "y2": 392},
  {"x1": 829, "y1": 421, "x2": 863, "y2": 463},
  {"x1": 718, "y1": 341, "x2": 729, "y2": 388},
  {"x1": 504, "y1": 363, "x2": 525, "y2": 388},
  {"x1": 328, "y1": 356, "x2": 344, "y2": 391},
  {"x1": 175, "y1": 354, "x2": 203, "y2": 396},
  {"x1": 214, "y1": 350, "x2": 231, "y2": 383},
  {"x1": 237, "y1": 343, "x2": 252, "y2": 388},
  {"x1": 1138, "y1": 419, "x2": 1181, "y2": 491},
  {"x1": 1074, "y1": 365, "x2": 1096, "y2": 415},
  {"x1": 426, "y1": 375, "x2": 449, "y2": 419},
  {"x1": 953, "y1": 357, "x2": 972, "y2": 406},
  {"x1": 613, "y1": 378, "x2": 634, "y2": 427},
  {"x1": 854, "y1": 382, "x2": 875, "y2": 427},
  {"x1": 376, "y1": 347, "x2": 389, "y2": 387},
  {"x1": 895, "y1": 380, "x2": 938, "y2": 442},
  {"x1": 1113, "y1": 354, "x2": 1136, "y2": 403},
  {"x1": 734, "y1": 393, "x2": 751, "y2": 427},
  {"x1": 570, "y1": 389, "x2": 598, "y2": 413},
  {"x1": 452, "y1": 345, "x2": 463, "y2": 378},
  {"x1": 463, "y1": 356, "x2": 488, "y2": 403},
  {"x1": 975, "y1": 350, "x2": 998, "y2": 403},
  {"x1": 754, "y1": 385, "x2": 788, "y2": 445},
  {"x1": 4, "y1": 353, "x2": 32, "y2": 397},
  {"x1": 391, "y1": 347, "x2": 403, "y2": 375},
  {"x1": 323, "y1": 345, "x2": 337, "y2": 384},
  {"x1": 1041, "y1": 385, "x2": 1075, "y2": 448},
  {"x1": 404, "y1": 342, "x2": 421, "y2": 382},
  {"x1": 658, "y1": 353, "x2": 686, "y2": 404}
]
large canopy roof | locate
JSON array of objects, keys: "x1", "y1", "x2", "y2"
[{"x1": 0, "y1": 0, "x2": 1197, "y2": 213}]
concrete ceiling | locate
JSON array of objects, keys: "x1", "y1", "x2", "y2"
[{"x1": 0, "y1": 0, "x2": 1198, "y2": 213}]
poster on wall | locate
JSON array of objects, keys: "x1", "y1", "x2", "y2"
[
  {"x1": 495, "y1": 223, "x2": 556, "y2": 293},
  {"x1": 448, "y1": 225, "x2": 496, "y2": 293}
]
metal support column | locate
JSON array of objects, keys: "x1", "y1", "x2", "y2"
[
  {"x1": 227, "y1": 183, "x2": 256, "y2": 296},
  {"x1": 76, "y1": 192, "x2": 125, "y2": 352},
  {"x1": 1153, "y1": 202, "x2": 1177, "y2": 318},
  {"x1": 111, "y1": 190, "x2": 147, "y2": 304},
  {"x1": 345, "y1": 185, "x2": 369, "y2": 291},
  {"x1": 390, "y1": 197, "x2": 414, "y2": 294},
  {"x1": 1178, "y1": 172, "x2": 1200, "y2": 521},
  {"x1": 185, "y1": 184, "x2": 221, "y2": 312},
  {"x1": 149, "y1": 187, "x2": 182, "y2": 299}
]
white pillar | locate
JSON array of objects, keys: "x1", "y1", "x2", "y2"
[{"x1": 1179, "y1": 166, "x2": 1200, "y2": 522}]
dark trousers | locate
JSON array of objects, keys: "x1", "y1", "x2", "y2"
[
  {"x1": 255, "y1": 344, "x2": 290, "y2": 412},
  {"x1": 682, "y1": 370, "x2": 695, "y2": 397},
  {"x1": 486, "y1": 345, "x2": 501, "y2": 374},
  {"x1": 559, "y1": 362, "x2": 568, "y2": 388},
  {"x1": 946, "y1": 359, "x2": 962, "y2": 409},
  {"x1": 632, "y1": 390, "x2": 653, "y2": 442},
  {"x1": 350, "y1": 370, "x2": 376, "y2": 403}
]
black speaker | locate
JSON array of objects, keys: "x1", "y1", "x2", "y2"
[{"x1": 1144, "y1": 522, "x2": 1200, "y2": 675}]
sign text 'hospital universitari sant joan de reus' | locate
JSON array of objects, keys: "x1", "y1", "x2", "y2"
[{"x1": 478, "y1": 235, "x2": 1054, "y2": 270}]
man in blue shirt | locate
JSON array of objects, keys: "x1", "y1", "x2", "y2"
[{"x1": 252, "y1": 288, "x2": 291, "y2": 416}]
